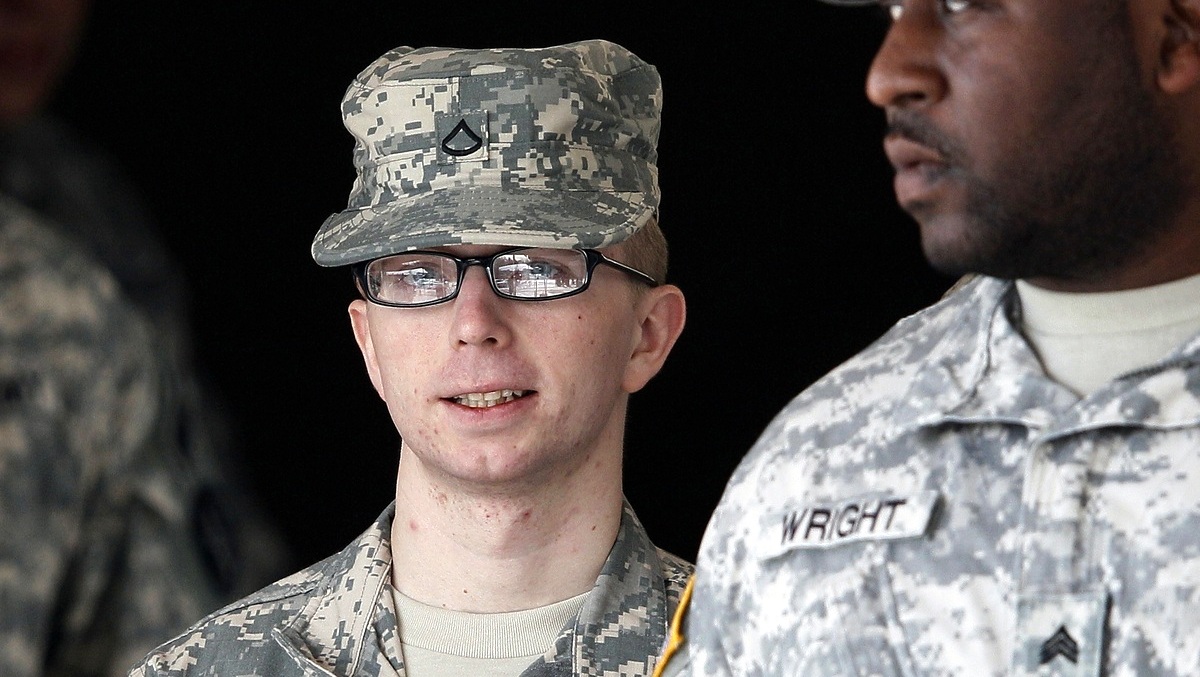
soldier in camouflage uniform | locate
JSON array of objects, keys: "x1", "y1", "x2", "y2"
[
  {"x1": 1, "y1": 0, "x2": 292, "y2": 602},
  {"x1": 0, "y1": 197, "x2": 230, "y2": 676},
  {"x1": 1, "y1": 4, "x2": 289, "y2": 675},
  {"x1": 660, "y1": 1, "x2": 1200, "y2": 676},
  {"x1": 130, "y1": 40, "x2": 692, "y2": 676}
]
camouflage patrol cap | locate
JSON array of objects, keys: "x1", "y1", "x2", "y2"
[{"x1": 311, "y1": 39, "x2": 662, "y2": 267}]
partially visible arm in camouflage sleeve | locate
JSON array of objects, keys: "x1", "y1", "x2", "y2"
[{"x1": 0, "y1": 198, "x2": 224, "y2": 677}]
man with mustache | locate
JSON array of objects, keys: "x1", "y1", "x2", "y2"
[
  {"x1": 130, "y1": 39, "x2": 691, "y2": 677},
  {"x1": 658, "y1": 0, "x2": 1200, "y2": 675}
]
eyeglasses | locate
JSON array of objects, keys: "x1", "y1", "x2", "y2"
[{"x1": 353, "y1": 247, "x2": 658, "y2": 308}]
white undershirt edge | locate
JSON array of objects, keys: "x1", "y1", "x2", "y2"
[
  {"x1": 391, "y1": 587, "x2": 588, "y2": 677},
  {"x1": 1015, "y1": 272, "x2": 1200, "y2": 396}
]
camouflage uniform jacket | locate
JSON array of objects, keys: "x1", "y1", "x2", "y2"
[
  {"x1": 131, "y1": 500, "x2": 694, "y2": 676},
  {"x1": 0, "y1": 198, "x2": 226, "y2": 676},
  {"x1": 676, "y1": 275, "x2": 1200, "y2": 677},
  {"x1": 1, "y1": 117, "x2": 292, "y2": 597}
]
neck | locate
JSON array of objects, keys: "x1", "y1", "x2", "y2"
[
  {"x1": 1026, "y1": 212, "x2": 1200, "y2": 293},
  {"x1": 389, "y1": 446, "x2": 624, "y2": 613}
]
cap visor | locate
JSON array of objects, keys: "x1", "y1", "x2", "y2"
[{"x1": 312, "y1": 185, "x2": 654, "y2": 266}]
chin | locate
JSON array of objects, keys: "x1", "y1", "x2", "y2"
[
  {"x1": 917, "y1": 209, "x2": 1033, "y2": 280},
  {"x1": 917, "y1": 221, "x2": 979, "y2": 278},
  {"x1": 450, "y1": 452, "x2": 553, "y2": 488}
]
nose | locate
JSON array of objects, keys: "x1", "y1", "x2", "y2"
[
  {"x1": 448, "y1": 266, "x2": 512, "y2": 347},
  {"x1": 865, "y1": 4, "x2": 947, "y2": 112}
]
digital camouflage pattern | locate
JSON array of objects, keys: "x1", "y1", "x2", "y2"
[
  {"x1": 668, "y1": 275, "x2": 1200, "y2": 677},
  {"x1": 0, "y1": 198, "x2": 228, "y2": 676},
  {"x1": 130, "y1": 501, "x2": 693, "y2": 676},
  {"x1": 311, "y1": 39, "x2": 662, "y2": 267},
  {"x1": 0, "y1": 115, "x2": 292, "y2": 600}
]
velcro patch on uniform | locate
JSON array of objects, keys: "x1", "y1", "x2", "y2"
[
  {"x1": 1015, "y1": 589, "x2": 1107, "y2": 676},
  {"x1": 763, "y1": 490, "x2": 940, "y2": 558},
  {"x1": 437, "y1": 109, "x2": 489, "y2": 164}
]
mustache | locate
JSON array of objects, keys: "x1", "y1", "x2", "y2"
[{"x1": 885, "y1": 111, "x2": 960, "y2": 162}]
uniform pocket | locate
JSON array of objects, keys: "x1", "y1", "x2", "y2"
[{"x1": 791, "y1": 550, "x2": 919, "y2": 677}]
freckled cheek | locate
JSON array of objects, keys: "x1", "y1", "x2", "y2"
[
  {"x1": 374, "y1": 339, "x2": 432, "y2": 402},
  {"x1": 389, "y1": 409, "x2": 439, "y2": 449}
]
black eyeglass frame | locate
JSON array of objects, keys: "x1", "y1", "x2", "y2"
[{"x1": 351, "y1": 247, "x2": 659, "y2": 308}]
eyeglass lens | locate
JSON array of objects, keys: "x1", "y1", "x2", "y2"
[{"x1": 364, "y1": 249, "x2": 591, "y2": 306}]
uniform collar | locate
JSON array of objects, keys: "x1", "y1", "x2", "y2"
[
  {"x1": 526, "y1": 501, "x2": 675, "y2": 676},
  {"x1": 271, "y1": 504, "x2": 401, "y2": 676},
  {"x1": 269, "y1": 500, "x2": 673, "y2": 677},
  {"x1": 894, "y1": 276, "x2": 1200, "y2": 435}
]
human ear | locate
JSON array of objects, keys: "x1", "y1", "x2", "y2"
[
  {"x1": 1157, "y1": 0, "x2": 1200, "y2": 93},
  {"x1": 348, "y1": 299, "x2": 387, "y2": 399},
  {"x1": 622, "y1": 284, "x2": 687, "y2": 393}
]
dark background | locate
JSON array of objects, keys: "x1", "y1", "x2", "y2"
[{"x1": 50, "y1": 2, "x2": 955, "y2": 571}]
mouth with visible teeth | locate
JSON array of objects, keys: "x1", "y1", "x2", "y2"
[{"x1": 449, "y1": 389, "x2": 530, "y2": 408}]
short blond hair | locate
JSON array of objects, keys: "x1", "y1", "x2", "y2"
[{"x1": 615, "y1": 216, "x2": 669, "y2": 285}]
